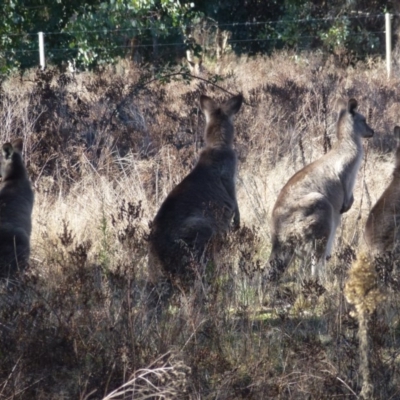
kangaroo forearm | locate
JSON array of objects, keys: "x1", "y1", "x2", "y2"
[
  {"x1": 232, "y1": 202, "x2": 240, "y2": 229},
  {"x1": 223, "y1": 181, "x2": 240, "y2": 227}
]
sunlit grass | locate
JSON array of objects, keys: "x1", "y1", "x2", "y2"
[{"x1": 0, "y1": 52, "x2": 400, "y2": 398}]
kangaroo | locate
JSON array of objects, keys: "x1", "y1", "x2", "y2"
[
  {"x1": 148, "y1": 93, "x2": 242, "y2": 297},
  {"x1": 267, "y1": 98, "x2": 374, "y2": 282},
  {"x1": 364, "y1": 126, "x2": 400, "y2": 255},
  {"x1": 0, "y1": 139, "x2": 34, "y2": 280}
]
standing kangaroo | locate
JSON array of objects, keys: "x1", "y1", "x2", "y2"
[
  {"x1": 267, "y1": 99, "x2": 374, "y2": 282},
  {"x1": 365, "y1": 126, "x2": 400, "y2": 254},
  {"x1": 0, "y1": 139, "x2": 34, "y2": 280},
  {"x1": 148, "y1": 93, "x2": 242, "y2": 294}
]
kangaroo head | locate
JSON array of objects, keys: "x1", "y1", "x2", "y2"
[
  {"x1": 0, "y1": 139, "x2": 25, "y2": 179},
  {"x1": 337, "y1": 98, "x2": 374, "y2": 140},
  {"x1": 200, "y1": 94, "x2": 243, "y2": 147}
]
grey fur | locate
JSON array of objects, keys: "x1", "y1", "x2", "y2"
[
  {"x1": 148, "y1": 93, "x2": 243, "y2": 288},
  {"x1": 267, "y1": 98, "x2": 374, "y2": 282},
  {"x1": 364, "y1": 126, "x2": 400, "y2": 254},
  {"x1": 0, "y1": 139, "x2": 34, "y2": 279}
]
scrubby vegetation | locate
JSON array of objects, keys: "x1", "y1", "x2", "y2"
[
  {"x1": 2, "y1": 0, "x2": 394, "y2": 73},
  {"x1": 1, "y1": 51, "x2": 400, "y2": 399}
]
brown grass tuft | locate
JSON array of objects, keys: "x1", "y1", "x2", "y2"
[
  {"x1": 1, "y1": 51, "x2": 400, "y2": 398},
  {"x1": 344, "y1": 252, "x2": 385, "y2": 315}
]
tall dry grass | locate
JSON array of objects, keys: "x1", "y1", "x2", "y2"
[{"x1": 0, "y1": 51, "x2": 400, "y2": 398}]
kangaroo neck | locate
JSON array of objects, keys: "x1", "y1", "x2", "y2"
[
  {"x1": 325, "y1": 135, "x2": 363, "y2": 193},
  {"x1": 332, "y1": 133, "x2": 363, "y2": 160}
]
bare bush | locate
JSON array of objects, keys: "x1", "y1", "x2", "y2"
[{"x1": 0, "y1": 52, "x2": 400, "y2": 398}]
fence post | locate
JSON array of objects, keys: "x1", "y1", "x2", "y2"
[
  {"x1": 385, "y1": 13, "x2": 392, "y2": 79},
  {"x1": 38, "y1": 32, "x2": 45, "y2": 70}
]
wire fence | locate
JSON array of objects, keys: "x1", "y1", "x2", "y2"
[
  {"x1": 3, "y1": 31, "x2": 386, "y2": 54},
  {"x1": 0, "y1": 14, "x2": 391, "y2": 38},
  {"x1": 0, "y1": 12, "x2": 396, "y2": 72}
]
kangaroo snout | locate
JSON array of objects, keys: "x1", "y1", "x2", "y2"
[{"x1": 366, "y1": 127, "x2": 374, "y2": 138}]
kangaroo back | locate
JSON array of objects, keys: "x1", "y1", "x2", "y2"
[
  {"x1": 365, "y1": 126, "x2": 400, "y2": 254},
  {"x1": 0, "y1": 139, "x2": 34, "y2": 279}
]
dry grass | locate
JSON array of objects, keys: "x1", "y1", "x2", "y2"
[{"x1": 0, "y1": 52, "x2": 400, "y2": 399}]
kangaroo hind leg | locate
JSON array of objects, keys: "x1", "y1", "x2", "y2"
[{"x1": 304, "y1": 197, "x2": 335, "y2": 279}]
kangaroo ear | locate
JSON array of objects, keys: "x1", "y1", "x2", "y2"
[
  {"x1": 200, "y1": 95, "x2": 218, "y2": 121},
  {"x1": 335, "y1": 98, "x2": 347, "y2": 112},
  {"x1": 11, "y1": 138, "x2": 23, "y2": 153},
  {"x1": 2, "y1": 143, "x2": 13, "y2": 160},
  {"x1": 348, "y1": 98, "x2": 358, "y2": 114},
  {"x1": 394, "y1": 126, "x2": 400, "y2": 140},
  {"x1": 221, "y1": 94, "x2": 243, "y2": 117}
]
